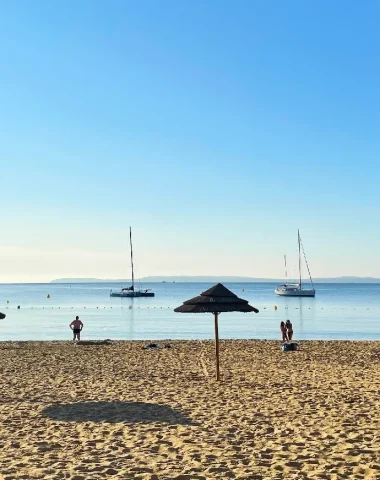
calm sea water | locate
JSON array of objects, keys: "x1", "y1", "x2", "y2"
[{"x1": 0, "y1": 282, "x2": 379, "y2": 341}]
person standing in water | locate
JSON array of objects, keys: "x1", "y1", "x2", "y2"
[
  {"x1": 280, "y1": 321, "x2": 288, "y2": 342},
  {"x1": 285, "y1": 319, "x2": 293, "y2": 341},
  {"x1": 70, "y1": 316, "x2": 83, "y2": 341}
]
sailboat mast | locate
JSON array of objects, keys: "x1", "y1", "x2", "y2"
[
  {"x1": 300, "y1": 233, "x2": 315, "y2": 291},
  {"x1": 130, "y1": 227, "x2": 135, "y2": 291},
  {"x1": 298, "y1": 229, "x2": 302, "y2": 288},
  {"x1": 284, "y1": 255, "x2": 288, "y2": 285}
]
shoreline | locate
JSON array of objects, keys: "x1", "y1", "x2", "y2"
[{"x1": 1, "y1": 338, "x2": 380, "y2": 344}]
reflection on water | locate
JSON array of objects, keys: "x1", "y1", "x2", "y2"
[{"x1": 127, "y1": 300, "x2": 135, "y2": 340}]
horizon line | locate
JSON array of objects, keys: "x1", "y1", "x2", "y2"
[{"x1": 1, "y1": 275, "x2": 380, "y2": 285}]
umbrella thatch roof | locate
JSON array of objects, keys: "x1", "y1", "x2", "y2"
[{"x1": 174, "y1": 283, "x2": 259, "y2": 314}]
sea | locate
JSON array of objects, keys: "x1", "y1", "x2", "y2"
[{"x1": 0, "y1": 282, "x2": 379, "y2": 341}]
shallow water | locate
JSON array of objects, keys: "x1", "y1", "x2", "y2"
[{"x1": 0, "y1": 282, "x2": 379, "y2": 341}]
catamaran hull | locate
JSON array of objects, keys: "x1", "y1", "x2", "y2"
[
  {"x1": 110, "y1": 292, "x2": 155, "y2": 298},
  {"x1": 274, "y1": 288, "x2": 315, "y2": 297}
]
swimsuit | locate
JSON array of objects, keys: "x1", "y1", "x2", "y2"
[{"x1": 73, "y1": 328, "x2": 81, "y2": 334}]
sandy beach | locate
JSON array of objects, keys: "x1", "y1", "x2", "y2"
[{"x1": 0, "y1": 339, "x2": 379, "y2": 479}]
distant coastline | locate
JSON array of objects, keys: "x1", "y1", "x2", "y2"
[{"x1": 50, "y1": 276, "x2": 380, "y2": 284}]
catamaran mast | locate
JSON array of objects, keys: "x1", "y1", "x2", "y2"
[
  {"x1": 298, "y1": 229, "x2": 302, "y2": 288},
  {"x1": 130, "y1": 227, "x2": 135, "y2": 291}
]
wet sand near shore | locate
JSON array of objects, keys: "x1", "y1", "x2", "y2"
[{"x1": 0, "y1": 340, "x2": 380, "y2": 479}]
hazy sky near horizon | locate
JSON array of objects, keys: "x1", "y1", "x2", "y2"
[{"x1": 1, "y1": 0, "x2": 380, "y2": 282}]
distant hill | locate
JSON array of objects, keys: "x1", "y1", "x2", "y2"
[
  {"x1": 51, "y1": 278, "x2": 129, "y2": 283},
  {"x1": 140, "y1": 276, "x2": 380, "y2": 283},
  {"x1": 141, "y1": 276, "x2": 270, "y2": 283},
  {"x1": 51, "y1": 276, "x2": 380, "y2": 283}
]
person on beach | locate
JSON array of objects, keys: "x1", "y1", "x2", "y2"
[
  {"x1": 285, "y1": 319, "x2": 293, "y2": 341},
  {"x1": 70, "y1": 316, "x2": 83, "y2": 341},
  {"x1": 280, "y1": 321, "x2": 288, "y2": 342}
]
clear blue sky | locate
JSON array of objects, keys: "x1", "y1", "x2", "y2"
[{"x1": 1, "y1": 0, "x2": 379, "y2": 282}]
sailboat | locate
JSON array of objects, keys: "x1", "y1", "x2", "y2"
[
  {"x1": 110, "y1": 227, "x2": 155, "y2": 298},
  {"x1": 274, "y1": 230, "x2": 315, "y2": 297}
]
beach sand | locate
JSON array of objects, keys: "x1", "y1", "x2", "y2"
[{"x1": 0, "y1": 340, "x2": 380, "y2": 479}]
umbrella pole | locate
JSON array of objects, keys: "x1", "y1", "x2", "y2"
[{"x1": 214, "y1": 312, "x2": 220, "y2": 381}]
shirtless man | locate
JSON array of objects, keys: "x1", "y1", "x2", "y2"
[{"x1": 70, "y1": 316, "x2": 83, "y2": 341}]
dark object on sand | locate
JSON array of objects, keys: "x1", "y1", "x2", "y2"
[
  {"x1": 174, "y1": 283, "x2": 259, "y2": 381},
  {"x1": 143, "y1": 343, "x2": 160, "y2": 350},
  {"x1": 0, "y1": 312, "x2": 5, "y2": 320},
  {"x1": 282, "y1": 343, "x2": 298, "y2": 352}
]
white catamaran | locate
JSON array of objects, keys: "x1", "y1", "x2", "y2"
[
  {"x1": 110, "y1": 227, "x2": 154, "y2": 298},
  {"x1": 274, "y1": 230, "x2": 315, "y2": 297}
]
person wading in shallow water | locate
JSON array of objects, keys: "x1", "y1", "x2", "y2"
[
  {"x1": 285, "y1": 319, "x2": 293, "y2": 341},
  {"x1": 280, "y1": 321, "x2": 288, "y2": 342},
  {"x1": 70, "y1": 316, "x2": 83, "y2": 341}
]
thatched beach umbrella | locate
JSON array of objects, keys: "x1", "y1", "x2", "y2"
[{"x1": 174, "y1": 283, "x2": 259, "y2": 381}]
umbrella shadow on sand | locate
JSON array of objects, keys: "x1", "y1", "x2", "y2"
[{"x1": 42, "y1": 401, "x2": 194, "y2": 425}]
